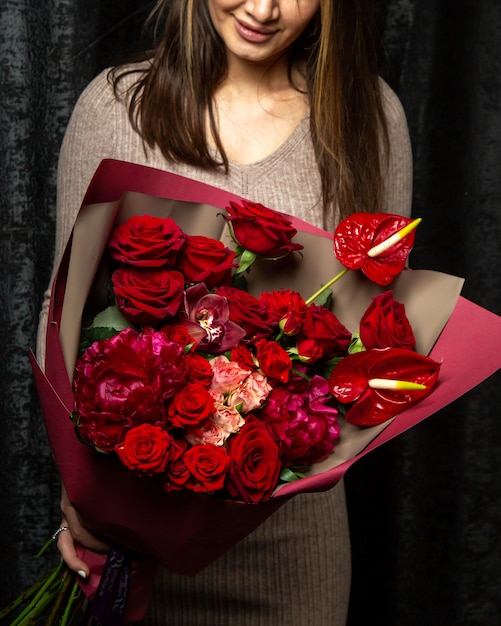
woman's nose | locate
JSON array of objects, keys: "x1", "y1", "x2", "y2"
[{"x1": 243, "y1": 0, "x2": 280, "y2": 23}]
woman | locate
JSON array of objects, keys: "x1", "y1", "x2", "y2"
[{"x1": 39, "y1": 1, "x2": 412, "y2": 624}]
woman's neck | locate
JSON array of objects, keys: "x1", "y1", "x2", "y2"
[
  {"x1": 209, "y1": 55, "x2": 309, "y2": 165},
  {"x1": 222, "y1": 50, "x2": 304, "y2": 99}
]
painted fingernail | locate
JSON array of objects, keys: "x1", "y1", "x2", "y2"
[{"x1": 77, "y1": 570, "x2": 87, "y2": 580}]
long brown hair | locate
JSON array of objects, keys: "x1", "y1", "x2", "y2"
[{"x1": 112, "y1": 0, "x2": 389, "y2": 219}]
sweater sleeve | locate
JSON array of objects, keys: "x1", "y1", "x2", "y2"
[
  {"x1": 36, "y1": 69, "x2": 116, "y2": 366},
  {"x1": 379, "y1": 80, "x2": 413, "y2": 218}
]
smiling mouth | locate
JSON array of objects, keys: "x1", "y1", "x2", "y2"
[{"x1": 233, "y1": 17, "x2": 277, "y2": 43}]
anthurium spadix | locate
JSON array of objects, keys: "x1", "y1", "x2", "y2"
[
  {"x1": 328, "y1": 347, "x2": 440, "y2": 426},
  {"x1": 333, "y1": 213, "x2": 422, "y2": 286}
]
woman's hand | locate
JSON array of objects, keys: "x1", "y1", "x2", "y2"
[{"x1": 56, "y1": 484, "x2": 110, "y2": 579}]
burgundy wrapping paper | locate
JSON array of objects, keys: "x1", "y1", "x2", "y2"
[{"x1": 32, "y1": 160, "x2": 501, "y2": 617}]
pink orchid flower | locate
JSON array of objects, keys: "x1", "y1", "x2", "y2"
[{"x1": 179, "y1": 283, "x2": 246, "y2": 354}]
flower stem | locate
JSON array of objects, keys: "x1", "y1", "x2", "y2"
[
  {"x1": 60, "y1": 577, "x2": 82, "y2": 626},
  {"x1": 305, "y1": 268, "x2": 349, "y2": 305},
  {"x1": 9, "y1": 562, "x2": 64, "y2": 626},
  {"x1": 45, "y1": 570, "x2": 73, "y2": 625},
  {"x1": 0, "y1": 572, "x2": 51, "y2": 621}
]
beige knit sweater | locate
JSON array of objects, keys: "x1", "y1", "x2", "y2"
[{"x1": 38, "y1": 67, "x2": 412, "y2": 626}]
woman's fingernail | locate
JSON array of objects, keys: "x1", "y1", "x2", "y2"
[{"x1": 77, "y1": 570, "x2": 87, "y2": 580}]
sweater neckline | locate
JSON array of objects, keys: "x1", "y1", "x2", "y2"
[{"x1": 213, "y1": 116, "x2": 310, "y2": 173}]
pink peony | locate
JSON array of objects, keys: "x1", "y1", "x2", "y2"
[
  {"x1": 73, "y1": 327, "x2": 188, "y2": 452},
  {"x1": 257, "y1": 374, "x2": 340, "y2": 466}
]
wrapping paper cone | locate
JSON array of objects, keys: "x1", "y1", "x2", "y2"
[{"x1": 32, "y1": 160, "x2": 501, "y2": 618}]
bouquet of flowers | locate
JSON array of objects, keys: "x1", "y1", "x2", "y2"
[
  {"x1": 70, "y1": 198, "x2": 441, "y2": 505},
  {"x1": 10, "y1": 160, "x2": 499, "y2": 624}
]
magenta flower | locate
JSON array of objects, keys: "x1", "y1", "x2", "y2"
[
  {"x1": 73, "y1": 327, "x2": 188, "y2": 452},
  {"x1": 257, "y1": 373, "x2": 340, "y2": 466}
]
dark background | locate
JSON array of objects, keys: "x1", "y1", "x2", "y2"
[{"x1": 1, "y1": 2, "x2": 500, "y2": 624}]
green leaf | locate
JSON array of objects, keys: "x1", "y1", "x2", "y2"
[
  {"x1": 91, "y1": 305, "x2": 132, "y2": 331},
  {"x1": 235, "y1": 249, "x2": 257, "y2": 274},
  {"x1": 233, "y1": 243, "x2": 244, "y2": 258},
  {"x1": 79, "y1": 306, "x2": 135, "y2": 352},
  {"x1": 319, "y1": 357, "x2": 344, "y2": 380},
  {"x1": 231, "y1": 272, "x2": 248, "y2": 291},
  {"x1": 279, "y1": 468, "x2": 306, "y2": 483},
  {"x1": 311, "y1": 286, "x2": 332, "y2": 308},
  {"x1": 348, "y1": 334, "x2": 366, "y2": 354}
]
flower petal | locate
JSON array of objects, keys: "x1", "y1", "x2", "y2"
[
  {"x1": 334, "y1": 213, "x2": 420, "y2": 285},
  {"x1": 328, "y1": 347, "x2": 440, "y2": 426}
]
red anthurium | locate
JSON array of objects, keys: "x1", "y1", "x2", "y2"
[
  {"x1": 328, "y1": 347, "x2": 440, "y2": 426},
  {"x1": 333, "y1": 213, "x2": 421, "y2": 286}
]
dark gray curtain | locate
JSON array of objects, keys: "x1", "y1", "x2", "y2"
[{"x1": 1, "y1": 2, "x2": 499, "y2": 624}]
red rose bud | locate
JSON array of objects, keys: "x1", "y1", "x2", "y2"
[
  {"x1": 255, "y1": 338, "x2": 292, "y2": 383},
  {"x1": 334, "y1": 213, "x2": 421, "y2": 286},
  {"x1": 359, "y1": 290, "x2": 416, "y2": 350},
  {"x1": 115, "y1": 423, "x2": 173, "y2": 474},
  {"x1": 225, "y1": 200, "x2": 303, "y2": 258},
  {"x1": 296, "y1": 338, "x2": 324, "y2": 363},
  {"x1": 176, "y1": 234, "x2": 236, "y2": 287},
  {"x1": 159, "y1": 324, "x2": 194, "y2": 350},
  {"x1": 328, "y1": 347, "x2": 440, "y2": 426},
  {"x1": 108, "y1": 215, "x2": 185, "y2": 268},
  {"x1": 112, "y1": 268, "x2": 184, "y2": 325}
]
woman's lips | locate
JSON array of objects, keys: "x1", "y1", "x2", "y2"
[{"x1": 233, "y1": 17, "x2": 277, "y2": 43}]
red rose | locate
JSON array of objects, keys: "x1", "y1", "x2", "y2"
[
  {"x1": 225, "y1": 200, "x2": 303, "y2": 258},
  {"x1": 73, "y1": 328, "x2": 188, "y2": 452},
  {"x1": 296, "y1": 338, "x2": 323, "y2": 363},
  {"x1": 255, "y1": 339, "x2": 292, "y2": 383},
  {"x1": 112, "y1": 269, "x2": 185, "y2": 325},
  {"x1": 299, "y1": 305, "x2": 352, "y2": 359},
  {"x1": 360, "y1": 291, "x2": 416, "y2": 350},
  {"x1": 183, "y1": 444, "x2": 230, "y2": 493},
  {"x1": 108, "y1": 215, "x2": 185, "y2": 268},
  {"x1": 226, "y1": 418, "x2": 281, "y2": 503},
  {"x1": 258, "y1": 289, "x2": 307, "y2": 335},
  {"x1": 115, "y1": 423, "x2": 173, "y2": 474},
  {"x1": 176, "y1": 235, "x2": 236, "y2": 287},
  {"x1": 159, "y1": 324, "x2": 194, "y2": 350},
  {"x1": 167, "y1": 383, "x2": 215, "y2": 429},
  {"x1": 185, "y1": 353, "x2": 214, "y2": 388},
  {"x1": 216, "y1": 286, "x2": 275, "y2": 341},
  {"x1": 164, "y1": 440, "x2": 192, "y2": 491}
]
